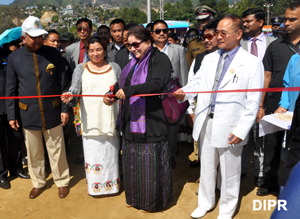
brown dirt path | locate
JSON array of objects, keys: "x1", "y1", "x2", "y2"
[{"x1": 0, "y1": 141, "x2": 277, "y2": 219}]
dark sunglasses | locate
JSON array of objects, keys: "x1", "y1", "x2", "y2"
[
  {"x1": 154, "y1": 28, "x2": 168, "y2": 35},
  {"x1": 77, "y1": 27, "x2": 89, "y2": 32},
  {"x1": 202, "y1": 33, "x2": 216, "y2": 40},
  {"x1": 127, "y1": 39, "x2": 146, "y2": 49}
]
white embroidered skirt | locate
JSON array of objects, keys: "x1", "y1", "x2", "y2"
[{"x1": 83, "y1": 135, "x2": 120, "y2": 195}]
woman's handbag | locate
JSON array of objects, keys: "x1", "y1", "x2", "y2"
[{"x1": 160, "y1": 74, "x2": 189, "y2": 124}]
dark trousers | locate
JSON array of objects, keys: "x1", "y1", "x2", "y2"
[
  {"x1": 0, "y1": 114, "x2": 23, "y2": 180},
  {"x1": 263, "y1": 109, "x2": 285, "y2": 186}
]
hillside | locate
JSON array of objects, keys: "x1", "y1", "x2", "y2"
[
  {"x1": 40, "y1": 11, "x2": 58, "y2": 25},
  {"x1": 11, "y1": 0, "x2": 199, "y2": 9}
]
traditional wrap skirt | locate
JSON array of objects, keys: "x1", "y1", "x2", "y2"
[{"x1": 122, "y1": 138, "x2": 173, "y2": 211}]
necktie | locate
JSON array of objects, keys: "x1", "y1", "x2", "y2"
[
  {"x1": 250, "y1": 38, "x2": 258, "y2": 57},
  {"x1": 82, "y1": 49, "x2": 90, "y2": 69},
  {"x1": 209, "y1": 52, "x2": 228, "y2": 114}
]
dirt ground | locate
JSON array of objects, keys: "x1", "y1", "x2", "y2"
[{"x1": 0, "y1": 138, "x2": 278, "y2": 219}]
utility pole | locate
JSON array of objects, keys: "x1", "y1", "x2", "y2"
[
  {"x1": 264, "y1": 3, "x2": 273, "y2": 33},
  {"x1": 159, "y1": 0, "x2": 166, "y2": 20},
  {"x1": 147, "y1": 0, "x2": 151, "y2": 23}
]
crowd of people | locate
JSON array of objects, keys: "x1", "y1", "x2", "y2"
[{"x1": 1, "y1": 1, "x2": 300, "y2": 218}]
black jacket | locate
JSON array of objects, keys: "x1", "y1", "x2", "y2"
[
  {"x1": 0, "y1": 48, "x2": 11, "y2": 115},
  {"x1": 115, "y1": 46, "x2": 130, "y2": 70},
  {"x1": 114, "y1": 47, "x2": 172, "y2": 142},
  {"x1": 6, "y1": 45, "x2": 70, "y2": 130}
]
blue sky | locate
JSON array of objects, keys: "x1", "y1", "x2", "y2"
[{"x1": 1, "y1": 0, "x2": 14, "y2": 5}]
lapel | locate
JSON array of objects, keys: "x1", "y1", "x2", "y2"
[
  {"x1": 240, "y1": 38, "x2": 248, "y2": 51},
  {"x1": 167, "y1": 43, "x2": 174, "y2": 62},
  {"x1": 208, "y1": 51, "x2": 219, "y2": 89},
  {"x1": 219, "y1": 47, "x2": 244, "y2": 89},
  {"x1": 74, "y1": 41, "x2": 80, "y2": 65}
]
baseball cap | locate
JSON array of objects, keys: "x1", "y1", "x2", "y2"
[
  {"x1": 60, "y1": 32, "x2": 74, "y2": 41},
  {"x1": 22, "y1": 16, "x2": 48, "y2": 37},
  {"x1": 195, "y1": 6, "x2": 216, "y2": 20}
]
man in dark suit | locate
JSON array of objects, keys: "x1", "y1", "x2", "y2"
[
  {"x1": 0, "y1": 47, "x2": 30, "y2": 189},
  {"x1": 6, "y1": 16, "x2": 70, "y2": 199},
  {"x1": 152, "y1": 20, "x2": 189, "y2": 168},
  {"x1": 115, "y1": 23, "x2": 138, "y2": 70}
]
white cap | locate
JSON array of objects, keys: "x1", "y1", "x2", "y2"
[{"x1": 22, "y1": 16, "x2": 48, "y2": 37}]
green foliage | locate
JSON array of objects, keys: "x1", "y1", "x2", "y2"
[
  {"x1": 164, "y1": 0, "x2": 194, "y2": 21},
  {"x1": 56, "y1": 26, "x2": 68, "y2": 34},
  {"x1": 151, "y1": 9, "x2": 160, "y2": 21},
  {"x1": 215, "y1": 0, "x2": 229, "y2": 18},
  {"x1": 52, "y1": 15, "x2": 59, "y2": 23},
  {"x1": 272, "y1": 0, "x2": 294, "y2": 16},
  {"x1": 198, "y1": 0, "x2": 217, "y2": 9},
  {"x1": 115, "y1": 7, "x2": 147, "y2": 24}
]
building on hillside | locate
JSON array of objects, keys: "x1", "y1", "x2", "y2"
[
  {"x1": 66, "y1": 5, "x2": 73, "y2": 9},
  {"x1": 59, "y1": 9, "x2": 74, "y2": 17},
  {"x1": 25, "y1": 6, "x2": 37, "y2": 10},
  {"x1": 91, "y1": 17, "x2": 99, "y2": 24}
]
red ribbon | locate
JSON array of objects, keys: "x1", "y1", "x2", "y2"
[{"x1": 1, "y1": 87, "x2": 300, "y2": 100}]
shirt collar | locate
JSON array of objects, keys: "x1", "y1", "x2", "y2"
[
  {"x1": 247, "y1": 32, "x2": 265, "y2": 42},
  {"x1": 219, "y1": 45, "x2": 241, "y2": 61},
  {"x1": 281, "y1": 34, "x2": 300, "y2": 46},
  {"x1": 153, "y1": 42, "x2": 169, "y2": 52}
]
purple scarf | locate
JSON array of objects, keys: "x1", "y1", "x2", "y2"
[{"x1": 118, "y1": 46, "x2": 152, "y2": 134}]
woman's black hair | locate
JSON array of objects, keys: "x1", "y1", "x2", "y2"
[
  {"x1": 86, "y1": 36, "x2": 108, "y2": 52},
  {"x1": 127, "y1": 26, "x2": 153, "y2": 44}
]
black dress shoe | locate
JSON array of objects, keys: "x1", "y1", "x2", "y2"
[
  {"x1": 257, "y1": 185, "x2": 279, "y2": 196},
  {"x1": 241, "y1": 173, "x2": 247, "y2": 178},
  {"x1": 17, "y1": 172, "x2": 30, "y2": 179},
  {"x1": 0, "y1": 179, "x2": 11, "y2": 189}
]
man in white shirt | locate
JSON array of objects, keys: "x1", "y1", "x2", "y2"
[
  {"x1": 152, "y1": 20, "x2": 189, "y2": 168},
  {"x1": 240, "y1": 8, "x2": 275, "y2": 187}
]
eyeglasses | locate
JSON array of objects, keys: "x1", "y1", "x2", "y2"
[
  {"x1": 77, "y1": 27, "x2": 89, "y2": 32},
  {"x1": 215, "y1": 30, "x2": 236, "y2": 38},
  {"x1": 154, "y1": 28, "x2": 168, "y2": 35},
  {"x1": 202, "y1": 33, "x2": 216, "y2": 40},
  {"x1": 127, "y1": 39, "x2": 146, "y2": 49}
]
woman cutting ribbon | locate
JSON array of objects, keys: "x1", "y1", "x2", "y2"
[{"x1": 104, "y1": 26, "x2": 173, "y2": 212}]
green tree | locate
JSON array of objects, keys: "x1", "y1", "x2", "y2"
[
  {"x1": 228, "y1": 0, "x2": 258, "y2": 17},
  {"x1": 198, "y1": 0, "x2": 217, "y2": 9},
  {"x1": 151, "y1": 9, "x2": 159, "y2": 21},
  {"x1": 52, "y1": 15, "x2": 59, "y2": 23},
  {"x1": 215, "y1": 0, "x2": 229, "y2": 18},
  {"x1": 57, "y1": 26, "x2": 68, "y2": 34},
  {"x1": 272, "y1": 0, "x2": 294, "y2": 16}
]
